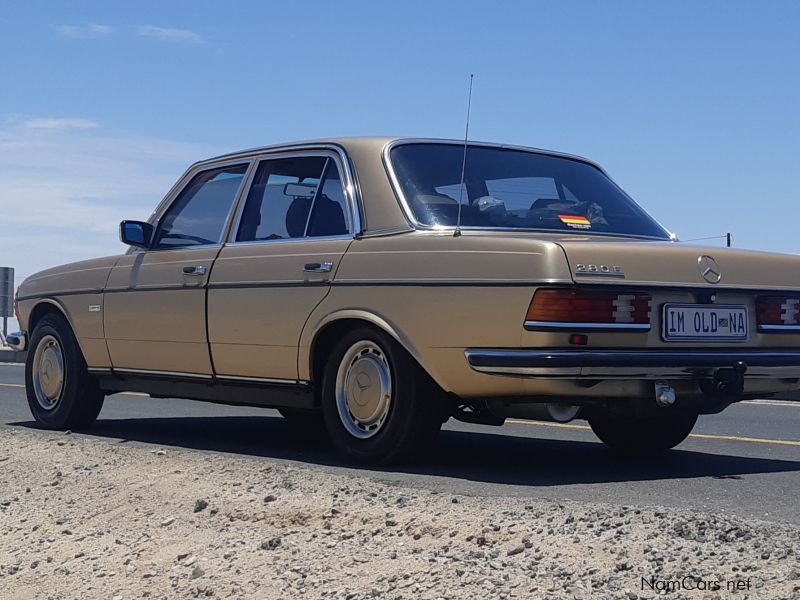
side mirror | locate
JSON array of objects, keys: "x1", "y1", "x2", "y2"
[{"x1": 120, "y1": 220, "x2": 154, "y2": 248}]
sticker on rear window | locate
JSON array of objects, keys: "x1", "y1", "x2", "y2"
[{"x1": 558, "y1": 214, "x2": 591, "y2": 229}]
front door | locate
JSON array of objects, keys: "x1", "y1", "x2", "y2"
[
  {"x1": 104, "y1": 162, "x2": 250, "y2": 376},
  {"x1": 208, "y1": 153, "x2": 354, "y2": 383}
]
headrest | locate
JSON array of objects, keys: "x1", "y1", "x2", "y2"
[
  {"x1": 308, "y1": 195, "x2": 347, "y2": 236},
  {"x1": 285, "y1": 197, "x2": 312, "y2": 238}
]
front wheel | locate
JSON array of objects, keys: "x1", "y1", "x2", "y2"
[
  {"x1": 588, "y1": 413, "x2": 698, "y2": 453},
  {"x1": 320, "y1": 327, "x2": 443, "y2": 464},
  {"x1": 25, "y1": 314, "x2": 105, "y2": 430}
]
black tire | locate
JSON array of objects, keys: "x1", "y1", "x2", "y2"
[
  {"x1": 25, "y1": 313, "x2": 104, "y2": 430},
  {"x1": 588, "y1": 413, "x2": 698, "y2": 453},
  {"x1": 320, "y1": 327, "x2": 444, "y2": 465}
]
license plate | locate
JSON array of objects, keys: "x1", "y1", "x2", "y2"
[{"x1": 662, "y1": 304, "x2": 749, "y2": 341}]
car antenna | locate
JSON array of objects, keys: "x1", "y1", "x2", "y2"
[{"x1": 454, "y1": 74, "x2": 474, "y2": 238}]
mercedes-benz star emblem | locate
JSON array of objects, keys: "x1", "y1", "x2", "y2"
[{"x1": 698, "y1": 255, "x2": 722, "y2": 284}]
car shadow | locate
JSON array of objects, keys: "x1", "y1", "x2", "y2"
[{"x1": 9, "y1": 414, "x2": 800, "y2": 487}]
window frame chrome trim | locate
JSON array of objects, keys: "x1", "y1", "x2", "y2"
[
  {"x1": 381, "y1": 138, "x2": 674, "y2": 241},
  {"x1": 226, "y1": 146, "x2": 361, "y2": 246}
]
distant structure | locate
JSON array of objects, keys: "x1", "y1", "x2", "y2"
[{"x1": 0, "y1": 267, "x2": 14, "y2": 344}]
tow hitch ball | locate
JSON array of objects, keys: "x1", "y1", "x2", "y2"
[{"x1": 700, "y1": 361, "x2": 748, "y2": 399}]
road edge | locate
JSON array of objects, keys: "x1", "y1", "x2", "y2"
[{"x1": 0, "y1": 349, "x2": 26, "y2": 364}]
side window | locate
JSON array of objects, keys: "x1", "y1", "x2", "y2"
[
  {"x1": 236, "y1": 156, "x2": 350, "y2": 242},
  {"x1": 153, "y1": 164, "x2": 248, "y2": 249}
]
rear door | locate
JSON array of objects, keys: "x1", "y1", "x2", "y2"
[
  {"x1": 208, "y1": 151, "x2": 355, "y2": 383},
  {"x1": 104, "y1": 162, "x2": 250, "y2": 375}
]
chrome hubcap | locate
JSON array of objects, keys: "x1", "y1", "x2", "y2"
[
  {"x1": 335, "y1": 341, "x2": 392, "y2": 439},
  {"x1": 33, "y1": 335, "x2": 65, "y2": 410}
]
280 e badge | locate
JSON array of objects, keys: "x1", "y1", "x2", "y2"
[{"x1": 574, "y1": 264, "x2": 625, "y2": 277}]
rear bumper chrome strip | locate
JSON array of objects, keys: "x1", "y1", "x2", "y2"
[
  {"x1": 524, "y1": 321, "x2": 650, "y2": 332},
  {"x1": 465, "y1": 348, "x2": 800, "y2": 379}
]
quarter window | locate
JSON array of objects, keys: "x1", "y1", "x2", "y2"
[
  {"x1": 153, "y1": 164, "x2": 248, "y2": 249},
  {"x1": 236, "y1": 156, "x2": 350, "y2": 242}
]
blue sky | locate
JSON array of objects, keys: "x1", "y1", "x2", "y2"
[{"x1": 1, "y1": 0, "x2": 799, "y2": 316}]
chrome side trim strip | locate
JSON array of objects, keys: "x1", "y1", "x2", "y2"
[
  {"x1": 331, "y1": 279, "x2": 567, "y2": 287},
  {"x1": 103, "y1": 285, "x2": 206, "y2": 294},
  {"x1": 524, "y1": 321, "x2": 650, "y2": 331},
  {"x1": 112, "y1": 368, "x2": 214, "y2": 380},
  {"x1": 16, "y1": 288, "x2": 104, "y2": 301},
  {"x1": 216, "y1": 374, "x2": 310, "y2": 387},
  {"x1": 95, "y1": 367, "x2": 310, "y2": 387}
]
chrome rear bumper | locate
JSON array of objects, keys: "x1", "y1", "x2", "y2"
[
  {"x1": 465, "y1": 348, "x2": 800, "y2": 379},
  {"x1": 5, "y1": 331, "x2": 27, "y2": 352}
]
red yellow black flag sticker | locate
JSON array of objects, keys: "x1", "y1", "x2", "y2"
[{"x1": 558, "y1": 214, "x2": 591, "y2": 229}]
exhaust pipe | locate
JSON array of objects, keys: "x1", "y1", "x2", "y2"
[{"x1": 655, "y1": 382, "x2": 676, "y2": 407}]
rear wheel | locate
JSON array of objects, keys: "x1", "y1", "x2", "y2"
[
  {"x1": 320, "y1": 327, "x2": 443, "y2": 464},
  {"x1": 25, "y1": 313, "x2": 104, "y2": 430},
  {"x1": 588, "y1": 413, "x2": 698, "y2": 453}
]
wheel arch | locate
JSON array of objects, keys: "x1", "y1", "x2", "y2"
[
  {"x1": 27, "y1": 299, "x2": 75, "y2": 335},
  {"x1": 302, "y1": 310, "x2": 445, "y2": 395}
]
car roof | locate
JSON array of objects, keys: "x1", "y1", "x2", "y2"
[
  {"x1": 194, "y1": 137, "x2": 604, "y2": 235},
  {"x1": 201, "y1": 136, "x2": 599, "y2": 167}
]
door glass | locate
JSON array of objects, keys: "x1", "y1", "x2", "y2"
[
  {"x1": 237, "y1": 156, "x2": 350, "y2": 241},
  {"x1": 153, "y1": 164, "x2": 248, "y2": 249}
]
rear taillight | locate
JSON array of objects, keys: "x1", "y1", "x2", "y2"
[
  {"x1": 526, "y1": 289, "x2": 651, "y2": 328},
  {"x1": 756, "y1": 296, "x2": 800, "y2": 328}
]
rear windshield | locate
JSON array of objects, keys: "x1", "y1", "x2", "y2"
[{"x1": 389, "y1": 143, "x2": 670, "y2": 239}]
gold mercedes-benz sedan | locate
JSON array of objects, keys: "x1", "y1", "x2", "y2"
[{"x1": 9, "y1": 137, "x2": 800, "y2": 463}]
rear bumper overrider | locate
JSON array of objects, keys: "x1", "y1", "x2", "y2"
[
  {"x1": 5, "y1": 331, "x2": 27, "y2": 352},
  {"x1": 465, "y1": 348, "x2": 800, "y2": 379}
]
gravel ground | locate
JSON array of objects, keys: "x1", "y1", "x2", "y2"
[{"x1": 0, "y1": 428, "x2": 798, "y2": 600}]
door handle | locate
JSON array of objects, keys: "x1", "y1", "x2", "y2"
[
  {"x1": 303, "y1": 261, "x2": 334, "y2": 273},
  {"x1": 182, "y1": 265, "x2": 207, "y2": 276}
]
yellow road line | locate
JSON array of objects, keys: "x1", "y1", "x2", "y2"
[
  {"x1": 506, "y1": 419, "x2": 800, "y2": 447},
  {"x1": 743, "y1": 399, "x2": 800, "y2": 408},
  {"x1": 507, "y1": 418, "x2": 590, "y2": 430},
  {"x1": 688, "y1": 433, "x2": 800, "y2": 447}
]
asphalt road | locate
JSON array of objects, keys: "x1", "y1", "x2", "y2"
[{"x1": 1, "y1": 362, "x2": 799, "y2": 525}]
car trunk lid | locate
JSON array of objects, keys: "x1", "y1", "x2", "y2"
[{"x1": 555, "y1": 239, "x2": 800, "y2": 291}]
